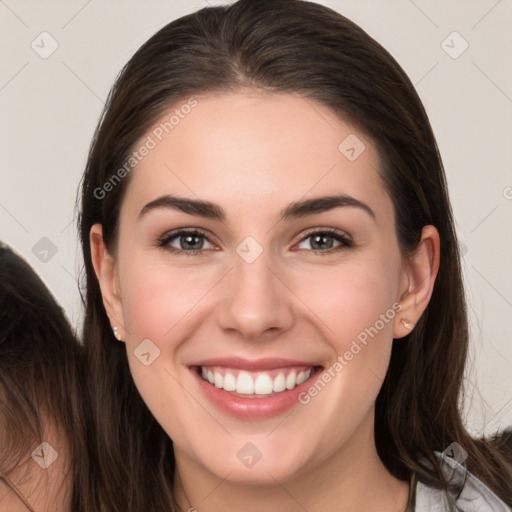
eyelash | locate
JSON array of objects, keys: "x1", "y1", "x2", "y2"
[{"x1": 157, "y1": 227, "x2": 353, "y2": 257}]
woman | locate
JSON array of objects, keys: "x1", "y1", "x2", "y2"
[
  {"x1": 0, "y1": 243, "x2": 92, "y2": 511},
  {"x1": 78, "y1": 0, "x2": 512, "y2": 510}
]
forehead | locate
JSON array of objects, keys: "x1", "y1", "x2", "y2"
[{"x1": 120, "y1": 91, "x2": 390, "y2": 222}]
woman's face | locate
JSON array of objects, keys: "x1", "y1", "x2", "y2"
[{"x1": 97, "y1": 91, "x2": 416, "y2": 483}]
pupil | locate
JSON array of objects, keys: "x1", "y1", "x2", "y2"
[
  {"x1": 312, "y1": 234, "x2": 332, "y2": 250},
  {"x1": 182, "y1": 235, "x2": 202, "y2": 250}
]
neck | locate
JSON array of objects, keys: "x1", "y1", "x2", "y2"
[{"x1": 173, "y1": 412, "x2": 410, "y2": 512}]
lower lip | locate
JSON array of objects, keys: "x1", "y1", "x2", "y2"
[{"x1": 190, "y1": 367, "x2": 321, "y2": 420}]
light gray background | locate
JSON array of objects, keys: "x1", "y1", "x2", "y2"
[{"x1": 1, "y1": 0, "x2": 511, "y2": 434}]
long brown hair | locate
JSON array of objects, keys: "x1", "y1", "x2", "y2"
[
  {"x1": 78, "y1": 0, "x2": 512, "y2": 510},
  {"x1": 0, "y1": 244, "x2": 93, "y2": 511}
]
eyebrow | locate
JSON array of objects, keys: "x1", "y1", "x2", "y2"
[{"x1": 138, "y1": 194, "x2": 376, "y2": 222}]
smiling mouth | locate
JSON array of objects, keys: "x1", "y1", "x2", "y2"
[{"x1": 194, "y1": 365, "x2": 320, "y2": 398}]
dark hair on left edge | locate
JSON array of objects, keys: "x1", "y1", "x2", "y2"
[
  {"x1": 77, "y1": 1, "x2": 512, "y2": 510},
  {"x1": 0, "y1": 243, "x2": 93, "y2": 511}
]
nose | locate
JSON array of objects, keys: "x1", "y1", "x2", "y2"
[{"x1": 216, "y1": 249, "x2": 294, "y2": 340}]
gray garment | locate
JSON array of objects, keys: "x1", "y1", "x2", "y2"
[{"x1": 415, "y1": 451, "x2": 510, "y2": 511}]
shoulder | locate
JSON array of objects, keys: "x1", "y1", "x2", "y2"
[{"x1": 415, "y1": 451, "x2": 511, "y2": 511}]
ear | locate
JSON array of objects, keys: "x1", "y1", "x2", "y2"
[
  {"x1": 90, "y1": 223, "x2": 126, "y2": 340},
  {"x1": 393, "y1": 225, "x2": 440, "y2": 338}
]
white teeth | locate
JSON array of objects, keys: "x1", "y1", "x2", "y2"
[
  {"x1": 200, "y1": 367, "x2": 314, "y2": 396},
  {"x1": 272, "y1": 373, "x2": 286, "y2": 392},
  {"x1": 285, "y1": 371, "x2": 297, "y2": 390},
  {"x1": 223, "y1": 372, "x2": 236, "y2": 391},
  {"x1": 296, "y1": 370, "x2": 307, "y2": 385},
  {"x1": 254, "y1": 374, "x2": 273, "y2": 395},
  {"x1": 236, "y1": 372, "x2": 255, "y2": 394},
  {"x1": 214, "y1": 371, "x2": 223, "y2": 388}
]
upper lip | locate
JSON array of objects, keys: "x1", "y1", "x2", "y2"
[{"x1": 189, "y1": 357, "x2": 321, "y2": 372}]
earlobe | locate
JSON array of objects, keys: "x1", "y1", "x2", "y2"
[
  {"x1": 89, "y1": 224, "x2": 126, "y2": 339},
  {"x1": 394, "y1": 225, "x2": 440, "y2": 339}
]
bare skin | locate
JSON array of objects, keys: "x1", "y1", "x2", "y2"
[{"x1": 91, "y1": 91, "x2": 440, "y2": 511}]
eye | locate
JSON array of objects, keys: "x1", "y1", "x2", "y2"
[
  {"x1": 157, "y1": 227, "x2": 353, "y2": 256},
  {"x1": 295, "y1": 228, "x2": 353, "y2": 253},
  {"x1": 157, "y1": 229, "x2": 216, "y2": 255}
]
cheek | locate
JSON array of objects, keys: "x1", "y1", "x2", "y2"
[
  {"x1": 118, "y1": 256, "x2": 209, "y2": 443},
  {"x1": 298, "y1": 256, "x2": 400, "y2": 348},
  {"x1": 296, "y1": 255, "x2": 401, "y2": 418},
  {"x1": 120, "y1": 243, "x2": 401, "y2": 357},
  {"x1": 120, "y1": 255, "x2": 214, "y2": 342}
]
